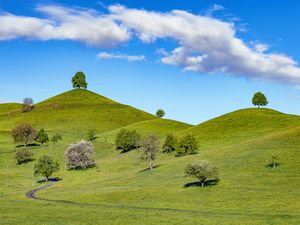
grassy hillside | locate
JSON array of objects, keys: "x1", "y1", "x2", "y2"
[
  {"x1": 179, "y1": 108, "x2": 300, "y2": 148},
  {"x1": 0, "y1": 103, "x2": 22, "y2": 115},
  {"x1": 98, "y1": 118, "x2": 192, "y2": 143},
  {"x1": 0, "y1": 89, "x2": 155, "y2": 134},
  {"x1": 1, "y1": 91, "x2": 300, "y2": 225}
]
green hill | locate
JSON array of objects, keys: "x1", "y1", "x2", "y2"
[
  {"x1": 1, "y1": 91, "x2": 300, "y2": 225},
  {"x1": 0, "y1": 89, "x2": 155, "y2": 133},
  {"x1": 0, "y1": 103, "x2": 22, "y2": 115},
  {"x1": 178, "y1": 108, "x2": 300, "y2": 148}
]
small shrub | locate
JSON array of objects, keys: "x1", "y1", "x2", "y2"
[
  {"x1": 35, "y1": 129, "x2": 49, "y2": 145},
  {"x1": 115, "y1": 129, "x2": 141, "y2": 153},
  {"x1": 176, "y1": 134, "x2": 198, "y2": 156},
  {"x1": 65, "y1": 140, "x2": 96, "y2": 170},
  {"x1": 16, "y1": 148, "x2": 34, "y2": 164},
  {"x1": 162, "y1": 134, "x2": 177, "y2": 153},
  {"x1": 51, "y1": 133, "x2": 62, "y2": 143},
  {"x1": 267, "y1": 155, "x2": 279, "y2": 168},
  {"x1": 87, "y1": 129, "x2": 96, "y2": 141}
]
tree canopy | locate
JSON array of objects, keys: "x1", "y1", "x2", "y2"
[
  {"x1": 11, "y1": 124, "x2": 36, "y2": 148},
  {"x1": 141, "y1": 134, "x2": 160, "y2": 170},
  {"x1": 252, "y1": 92, "x2": 268, "y2": 108},
  {"x1": 115, "y1": 129, "x2": 141, "y2": 153},
  {"x1": 72, "y1": 71, "x2": 88, "y2": 89},
  {"x1": 156, "y1": 109, "x2": 165, "y2": 118},
  {"x1": 34, "y1": 155, "x2": 60, "y2": 182},
  {"x1": 35, "y1": 129, "x2": 49, "y2": 145},
  {"x1": 176, "y1": 134, "x2": 198, "y2": 156}
]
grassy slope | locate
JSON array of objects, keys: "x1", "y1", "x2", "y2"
[
  {"x1": 1, "y1": 97, "x2": 300, "y2": 224},
  {"x1": 0, "y1": 103, "x2": 22, "y2": 115},
  {"x1": 0, "y1": 89, "x2": 155, "y2": 134},
  {"x1": 178, "y1": 108, "x2": 300, "y2": 148}
]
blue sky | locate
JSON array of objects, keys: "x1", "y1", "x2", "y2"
[{"x1": 1, "y1": 0, "x2": 300, "y2": 124}]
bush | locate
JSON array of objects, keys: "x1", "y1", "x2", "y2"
[
  {"x1": 16, "y1": 148, "x2": 34, "y2": 164},
  {"x1": 162, "y1": 134, "x2": 177, "y2": 153},
  {"x1": 51, "y1": 133, "x2": 62, "y2": 143},
  {"x1": 87, "y1": 129, "x2": 96, "y2": 141},
  {"x1": 11, "y1": 124, "x2": 36, "y2": 148},
  {"x1": 35, "y1": 129, "x2": 49, "y2": 145},
  {"x1": 115, "y1": 129, "x2": 141, "y2": 153},
  {"x1": 185, "y1": 160, "x2": 219, "y2": 187},
  {"x1": 65, "y1": 140, "x2": 96, "y2": 170},
  {"x1": 176, "y1": 134, "x2": 198, "y2": 156},
  {"x1": 34, "y1": 155, "x2": 60, "y2": 182}
]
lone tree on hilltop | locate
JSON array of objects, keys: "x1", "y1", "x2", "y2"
[
  {"x1": 65, "y1": 140, "x2": 96, "y2": 170},
  {"x1": 141, "y1": 134, "x2": 160, "y2": 170},
  {"x1": 11, "y1": 124, "x2": 36, "y2": 148},
  {"x1": 156, "y1": 109, "x2": 165, "y2": 118},
  {"x1": 185, "y1": 160, "x2": 219, "y2": 188},
  {"x1": 252, "y1": 92, "x2": 268, "y2": 108},
  {"x1": 176, "y1": 134, "x2": 198, "y2": 157},
  {"x1": 34, "y1": 155, "x2": 60, "y2": 182},
  {"x1": 35, "y1": 129, "x2": 49, "y2": 145},
  {"x1": 22, "y1": 97, "x2": 34, "y2": 113},
  {"x1": 72, "y1": 71, "x2": 88, "y2": 89},
  {"x1": 162, "y1": 134, "x2": 177, "y2": 153}
]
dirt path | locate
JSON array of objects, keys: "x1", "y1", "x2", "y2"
[{"x1": 25, "y1": 181, "x2": 300, "y2": 220}]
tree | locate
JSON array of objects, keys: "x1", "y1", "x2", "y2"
[
  {"x1": 156, "y1": 109, "x2": 165, "y2": 118},
  {"x1": 11, "y1": 124, "x2": 36, "y2": 148},
  {"x1": 22, "y1": 97, "x2": 34, "y2": 113},
  {"x1": 16, "y1": 148, "x2": 34, "y2": 165},
  {"x1": 185, "y1": 160, "x2": 219, "y2": 187},
  {"x1": 87, "y1": 129, "x2": 96, "y2": 141},
  {"x1": 35, "y1": 129, "x2": 49, "y2": 145},
  {"x1": 267, "y1": 155, "x2": 279, "y2": 169},
  {"x1": 141, "y1": 134, "x2": 160, "y2": 170},
  {"x1": 65, "y1": 140, "x2": 96, "y2": 170},
  {"x1": 51, "y1": 133, "x2": 62, "y2": 143},
  {"x1": 176, "y1": 134, "x2": 198, "y2": 156},
  {"x1": 252, "y1": 92, "x2": 268, "y2": 108},
  {"x1": 162, "y1": 134, "x2": 177, "y2": 153},
  {"x1": 115, "y1": 129, "x2": 141, "y2": 153},
  {"x1": 34, "y1": 155, "x2": 60, "y2": 182},
  {"x1": 72, "y1": 71, "x2": 88, "y2": 89}
]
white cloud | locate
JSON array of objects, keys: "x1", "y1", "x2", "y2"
[
  {"x1": 1, "y1": 4, "x2": 300, "y2": 85},
  {"x1": 97, "y1": 52, "x2": 145, "y2": 61},
  {"x1": 0, "y1": 5, "x2": 131, "y2": 47}
]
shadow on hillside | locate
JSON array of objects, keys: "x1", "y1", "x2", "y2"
[
  {"x1": 37, "y1": 177, "x2": 62, "y2": 183},
  {"x1": 17, "y1": 158, "x2": 35, "y2": 165},
  {"x1": 16, "y1": 143, "x2": 40, "y2": 148},
  {"x1": 139, "y1": 165, "x2": 160, "y2": 173},
  {"x1": 183, "y1": 179, "x2": 219, "y2": 188}
]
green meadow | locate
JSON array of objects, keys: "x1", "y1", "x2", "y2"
[{"x1": 1, "y1": 89, "x2": 300, "y2": 225}]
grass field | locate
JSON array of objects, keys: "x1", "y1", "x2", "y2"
[{"x1": 0, "y1": 90, "x2": 300, "y2": 225}]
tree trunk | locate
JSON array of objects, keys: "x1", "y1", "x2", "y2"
[
  {"x1": 149, "y1": 160, "x2": 153, "y2": 170},
  {"x1": 45, "y1": 176, "x2": 49, "y2": 183},
  {"x1": 201, "y1": 182, "x2": 204, "y2": 187},
  {"x1": 273, "y1": 163, "x2": 276, "y2": 169}
]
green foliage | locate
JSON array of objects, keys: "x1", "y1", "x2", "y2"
[
  {"x1": 141, "y1": 134, "x2": 160, "y2": 170},
  {"x1": 51, "y1": 133, "x2": 62, "y2": 143},
  {"x1": 72, "y1": 71, "x2": 88, "y2": 89},
  {"x1": 34, "y1": 155, "x2": 60, "y2": 182},
  {"x1": 252, "y1": 92, "x2": 268, "y2": 108},
  {"x1": 115, "y1": 129, "x2": 141, "y2": 152},
  {"x1": 11, "y1": 124, "x2": 36, "y2": 147},
  {"x1": 35, "y1": 129, "x2": 49, "y2": 145},
  {"x1": 176, "y1": 134, "x2": 198, "y2": 156},
  {"x1": 15, "y1": 148, "x2": 34, "y2": 165},
  {"x1": 65, "y1": 140, "x2": 96, "y2": 170},
  {"x1": 162, "y1": 134, "x2": 177, "y2": 153},
  {"x1": 156, "y1": 109, "x2": 165, "y2": 118},
  {"x1": 185, "y1": 160, "x2": 219, "y2": 187},
  {"x1": 87, "y1": 129, "x2": 96, "y2": 141}
]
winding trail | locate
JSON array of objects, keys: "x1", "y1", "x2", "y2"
[{"x1": 26, "y1": 181, "x2": 300, "y2": 220}]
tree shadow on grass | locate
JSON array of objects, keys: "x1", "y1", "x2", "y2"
[
  {"x1": 37, "y1": 177, "x2": 62, "y2": 183},
  {"x1": 17, "y1": 158, "x2": 35, "y2": 165},
  {"x1": 16, "y1": 143, "x2": 40, "y2": 148},
  {"x1": 183, "y1": 179, "x2": 219, "y2": 188},
  {"x1": 139, "y1": 165, "x2": 160, "y2": 173}
]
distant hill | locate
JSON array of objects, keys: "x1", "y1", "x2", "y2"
[
  {"x1": 178, "y1": 108, "x2": 300, "y2": 148},
  {"x1": 0, "y1": 89, "x2": 156, "y2": 133},
  {"x1": 0, "y1": 103, "x2": 22, "y2": 115}
]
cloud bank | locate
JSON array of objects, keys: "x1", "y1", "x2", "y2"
[{"x1": 1, "y1": 4, "x2": 300, "y2": 85}]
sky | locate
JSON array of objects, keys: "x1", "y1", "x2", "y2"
[{"x1": 1, "y1": 0, "x2": 300, "y2": 125}]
